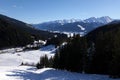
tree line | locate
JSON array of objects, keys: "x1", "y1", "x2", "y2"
[{"x1": 37, "y1": 33, "x2": 120, "y2": 78}]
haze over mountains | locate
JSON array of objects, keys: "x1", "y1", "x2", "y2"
[{"x1": 33, "y1": 16, "x2": 113, "y2": 35}]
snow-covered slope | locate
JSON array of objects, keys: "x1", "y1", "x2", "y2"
[
  {"x1": 0, "y1": 66, "x2": 119, "y2": 80},
  {"x1": 77, "y1": 24, "x2": 85, "y2": 30},
  {"x1": 0, "y1": 45, "x2": 120, "y2": 80},
  {"x1": 0, "y1": 45, "x2": 55, "y2": 66}
]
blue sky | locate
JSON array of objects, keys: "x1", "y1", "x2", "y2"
[{"x1": 0, "y1": 0, "x2": 120, "y2": 23}]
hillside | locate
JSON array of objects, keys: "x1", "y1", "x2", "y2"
[
  {"x1": 85, "y1": 21, "x2": 120, "y2": 76},
  {"x1": 0, "y1": 14, "x2": 67, "y2": 49},
  {"x1": 52, "y1": 21, "x2": 120, "y2": 77},
  {"x1": 0, "y1": 45, "x2": 119, "y2": 80},
  {"x1": 86, "y1": 20, "x2": 120, "y2": 41}
]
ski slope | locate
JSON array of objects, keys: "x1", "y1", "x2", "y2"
[
  {"x1": 0, "y1": 45, "x2": 55, "y2": 66},
  {"x1": 0, "y1": 45, "x2": 119, "y2": 80},
  {"x1": 0, "y1": 66, "x2": 119, "y2": 80}
]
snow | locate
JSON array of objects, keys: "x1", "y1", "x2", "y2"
[
  {"x1": 0, "y1": 66, "x2": 119, "y2": 80},
  {"x1": 0, "y1": 45, "x2": 55, "y2": 66},
  {"x1": 77, "y1": 24, "x2": 85, "y2": 30},
  {"x1": 84, "y1": 16, "x2": 113, "y2": 24},
  {"x1": 35, "y1": 16, "x2": 112, "y2": 26},
  {"x1": 0, "y1": 47, "x2": 23, "y2": 53},
  {"x1": 49, "y1": 19, "x2": 81, "y2": 25},
  {"x1": 0, "y1": 45, "x2": 120, "y2": 80},
  {"x1": 40, "y1": 45, "x2": 56, "y2": 52}
]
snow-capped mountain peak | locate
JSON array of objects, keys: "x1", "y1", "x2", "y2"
[
  {"x1": 38, "y1": 16, "x2": 113, "y2": 25},
  {"x1": 54, "y1": 19, "x2": 81, "y2": 25},
  {"x1": 98, "y1": 16, "x2": 113, "y2": 23},
  {"x1": 84, "y1": 16, "x2": 113, "y2": 23},
  {"x1": 84, "y1": 17, "x2": 97, "y2": 23},
  {"x1": 32, "y1": 16, "x2": 114, "y2": 36}
]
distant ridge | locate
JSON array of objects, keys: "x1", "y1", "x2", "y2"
[{"x1": 33, "y1": 16, "x2": 113, "y2": 36}]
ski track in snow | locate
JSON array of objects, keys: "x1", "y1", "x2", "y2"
[{"x1": 0, "y1": 45, "x2": 120, "y2": 80}]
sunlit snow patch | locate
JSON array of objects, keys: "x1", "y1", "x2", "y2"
[{"x1": 77, "y1": 24, "x2": 85, "y2": 30}]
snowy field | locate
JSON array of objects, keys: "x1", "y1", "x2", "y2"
[
  {"x1": 0, "y1": 45, "x2": 55, "y2": 66},
  {"x1": 0, "y1": 45, "x2": 120, "y2": 80},
  {"x1": 1, "y1": 66, "x2": 120, "y2": 80}
]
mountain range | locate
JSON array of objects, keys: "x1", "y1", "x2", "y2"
[
  {"x1": 33, "y1": 16, "x2": 113, "y2": 36},
  {"x1": 0, "y1": 14, "x2": 118, "y2": 49}
]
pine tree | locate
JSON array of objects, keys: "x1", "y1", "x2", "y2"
[
  {"x1": 48, "y1": 57, "x2": 54, "y2": 68},
  {"x1": 53, "y1": 49, "x2": 60, "y2": 69},
  {"x1": 109, "y1": 31, "x2": 120, "y2": 78},
  {"x1": 36, "y1": 55, "x2": 49, "y2": 69},
  {"x1": 53, "y1": 34, "x2": 88, "y2": 72}
]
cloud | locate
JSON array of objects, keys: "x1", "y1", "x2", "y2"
[
  {"x1": 12, "y1": 5, "x2": 23, "y2": 9},
  {"x1": 12, "y1": 5, "x2": 17, "y2": 8}
]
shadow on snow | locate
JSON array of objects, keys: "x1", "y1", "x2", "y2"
[{"x1": 6, "y1": 67, "x2": 118, "y2": 80}]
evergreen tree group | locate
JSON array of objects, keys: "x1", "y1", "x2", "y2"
[
  {"x1": 36, "y1": 55, "x2": 53, "y2": 69},
  {"x1": 53, "y1": 31, "x2": 120, "y2": 78},
  {"x1": 53, "y1": 35, "x2": 87, "y2": 72},
  {"x1": 36, "y1": 22, "x2": 120, "y2": 78}
]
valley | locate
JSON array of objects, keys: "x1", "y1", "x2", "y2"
[{"x1": 0, "y1": 0, "x2": 120, "y2": 79}]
